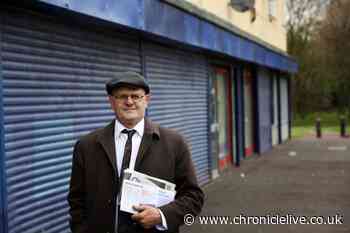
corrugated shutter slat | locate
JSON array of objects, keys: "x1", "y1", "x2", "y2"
[
  {"x1": 2, "y1": 10, "x2": 141, "y2": 233},
  {"x1": 257, "y1": 68, "x2": 272, "y2": 153},
  {"x1": 145, "y1": 43, "x2": 210, "y2": 185}
]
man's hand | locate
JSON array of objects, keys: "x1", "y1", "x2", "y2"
[{"x1": 131, "y1": 204, "x2": 162, "y2": 229}]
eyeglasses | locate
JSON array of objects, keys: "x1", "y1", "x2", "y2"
[{"x1": 113, "y1": 94, "x2": 145, "y2": 102}]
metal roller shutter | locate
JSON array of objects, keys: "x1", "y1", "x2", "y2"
[
  {"x1": 2, "y1": 10, "x2": 141, "y2": 233},
  {"x1": 144, "y1": 42, "x2": 210, "y2": 185},
  {"x1": 280, "y1": 77, "x2": 289, "y2": 141},
  {"x1": 256, "y1": 68, "x2": 272, "y2": 153}
]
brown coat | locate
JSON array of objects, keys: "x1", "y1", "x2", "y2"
[{"x1": 68, "y1": 118, "x2": 204, "y2": 233}]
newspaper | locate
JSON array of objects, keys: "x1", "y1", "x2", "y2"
[{"x1": 120, "y1": 169, "x2": 176, "y2": 214}]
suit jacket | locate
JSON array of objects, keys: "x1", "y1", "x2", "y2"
[{"x1": 68, "y1": 118, "x2": 204, "y2": 233}]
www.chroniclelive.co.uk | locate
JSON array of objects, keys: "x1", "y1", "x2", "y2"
[{"x1": 183, "y1": 213, "x2": 344, "y2": 225}]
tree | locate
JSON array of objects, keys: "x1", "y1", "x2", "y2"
[
  {"x1": 285, "y1": 0, "x2": 330, "y2": 116},
  {"x1": 317, "y1": 0, "x2": 350, "y2": 114}
]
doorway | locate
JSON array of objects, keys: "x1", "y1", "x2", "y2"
[
  {"x1": 243, "y1": 67, "x2": 255, "y2": 156},
  {"x1": 210, "y1": 67, "x2": 234, "y2": 172}
]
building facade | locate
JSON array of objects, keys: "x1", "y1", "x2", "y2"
[
  {"x1": 184, "y1": 0, "x2": 287, "y2": 51},
  {"x1": 0, "y1": 0, "x2": 296, "y2": 232}
]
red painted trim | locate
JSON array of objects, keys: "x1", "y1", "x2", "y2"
[
  {"x1": 215, "y1": 68, "x2": 228, "y2": 75},
  {"x1": 214, "y1": 66, "x2": 234, "y2": 171},
  {"x1": 226, "y1": 154, "x2": 233, "y2": 164},
  {"x1": 245, "y1": 146, "x2": 253, "y2": 157},
  {"x1": 244, "y1": 67, "x2": 256, "y2": 155},
  {"x1": 219, "y1": 154, "x2": 233, "y2": 169},
  {"x1": 245, "y1": 143, "x2": 256, "y2": 157},
  {"x1": 227, "y1": 74, "x2": 233, "y2": 163},
  {"x1": 219, "y1": 159, "x2": 224, "y2": 169}
]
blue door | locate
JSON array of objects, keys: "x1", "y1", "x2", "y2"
[{"x1": 257, "y1": 68, "x2": 272, "y2": 153}]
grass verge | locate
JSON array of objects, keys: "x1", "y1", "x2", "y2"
[{"x1": 292, "y1": 112, "x2": 346, "y2": 139}]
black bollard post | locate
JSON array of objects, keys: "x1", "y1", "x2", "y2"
[
  {"x1": 316, "y1": 117, "x2": 322, "y2": 138},
  {"x1": 340, "y1": 116, "x2": 346, "y2": 137}
]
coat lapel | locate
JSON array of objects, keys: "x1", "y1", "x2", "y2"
[
  {"x1": 96, "y1": 120, "x2": 118, "y2": 175},
  {"x1": 96, "y1": 118, "x2": 159, "y2": 174},
  {"x1": 134, "y1": 118, "x2": 160, "y2": 170}
]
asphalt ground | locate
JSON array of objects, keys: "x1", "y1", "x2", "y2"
[{"x1": 181, "y1": 137, "x2": 350, "y2": 233}]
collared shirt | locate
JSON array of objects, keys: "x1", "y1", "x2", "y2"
[
  {"x1": 114, "y1": 118, "x2": 144, "y2": 175},
  {"x1": 113, "y1": 118, "x2": 167, "y2": 231}
]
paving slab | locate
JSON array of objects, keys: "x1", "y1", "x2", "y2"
[{"x1": 181, "y1": 138, "x2": 350, "y2": 233}]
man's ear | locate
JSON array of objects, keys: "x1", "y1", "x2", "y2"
[{"x1": 144, "y1": 94, "x2": 151, "y2": 107}]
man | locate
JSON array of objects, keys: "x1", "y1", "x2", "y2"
[{"x1": 68, "y1": 71, "x2": 204, "y2": 233}]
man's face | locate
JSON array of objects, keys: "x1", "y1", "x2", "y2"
[{"x1": 108, "y1": 87, "x2": 150, "y2": 128}]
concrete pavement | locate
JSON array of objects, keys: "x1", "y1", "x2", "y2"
[{"x1": 181, "y1": 138, "x2": 350, "y2": 233}]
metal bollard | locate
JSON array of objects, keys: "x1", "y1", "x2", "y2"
[
  {"x1": 340, "y1": 116, "x2": 346, "y2": 137},
  {"x1": 316, "y1": 117, "x2": 322, "y2": 138}
]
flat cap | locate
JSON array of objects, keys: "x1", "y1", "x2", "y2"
[{"x1": 106, "y1": 71, "x2": 150, "y2": 95}]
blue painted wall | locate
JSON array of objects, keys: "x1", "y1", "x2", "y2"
[{"x1": 36, "y1": 0, "x2": 298, "y2": 73}]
